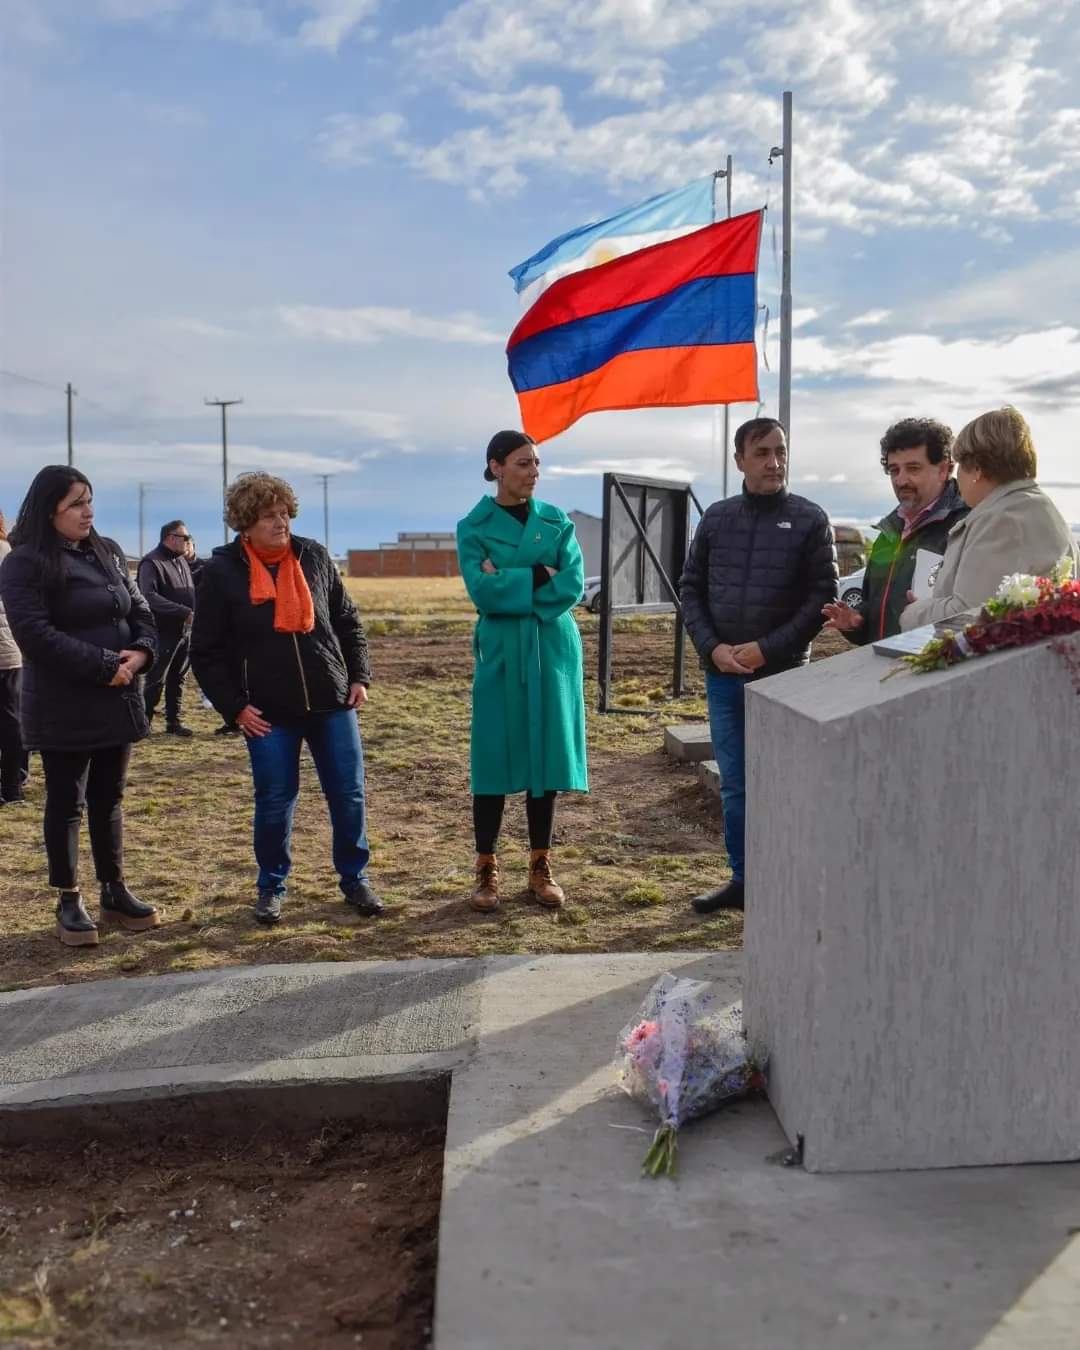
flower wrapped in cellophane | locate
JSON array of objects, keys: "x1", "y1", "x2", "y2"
[{"x1": 615, "y1": 974, "x2": 764, "y2": 1178}]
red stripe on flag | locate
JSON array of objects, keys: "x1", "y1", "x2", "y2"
[
  {"x1": 509, "y1": 210, "x2": 761, "y2": 349},
  {"x1": 516, "y1": 342, "x2": 759, "y2": 444}
]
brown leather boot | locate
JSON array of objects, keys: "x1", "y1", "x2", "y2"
[
  {"x1": 470, "y1": 854, "x2": 500, "y2": 912},
  {"x1": 527, "y1": 849, "x2": 564, "y2": 908}
]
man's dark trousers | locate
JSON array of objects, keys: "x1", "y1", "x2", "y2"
[{"x1": 143, "y1": 625, "x2": 190, "y2": 726}]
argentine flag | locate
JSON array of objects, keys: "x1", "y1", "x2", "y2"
[{"x1": 509, "y1": 177, "x2": 717, "y2": 307}]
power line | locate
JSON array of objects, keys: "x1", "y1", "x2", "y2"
[{"x1": 0, "y1": 368, "x2": 64, "y2": 392}]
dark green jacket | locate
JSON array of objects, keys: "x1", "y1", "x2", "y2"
[{"x1": 848, "y1": 479, "x2": 969, "y2": 644}]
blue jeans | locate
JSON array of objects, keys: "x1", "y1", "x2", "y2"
[
  {"x1": 245, "y1": 708, "x2": 369, "y2": 897},
  {"x1": 705, "y1": 672, "x2": 747, "y2": 883}
]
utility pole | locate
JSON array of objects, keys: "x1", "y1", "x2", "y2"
[
  {"x1": 769, "y1": 92, "x2": 794, "y2": 453},
  {"x1": 204, "y1": 397, "x2": 243, "y2": 543},
  {"x1": 66, "y1": 383, "x2": 77, "y2": 466},
  {"x1": 315, "y1": 473, "x2": 334, "y2": 553},
  {"x1": 137, "y1": 482, "x2": 154, "y2": 559}
]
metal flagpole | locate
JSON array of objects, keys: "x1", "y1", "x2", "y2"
[
  {"x1": 721, "y1": 152, "x2": 733, "y2": 499},
  {"x1": 770, "y1": 93, "x2": 794, "y2": 450},
  {"x1": 712, "y1": 157, "x2": 734, "y2": 496}
]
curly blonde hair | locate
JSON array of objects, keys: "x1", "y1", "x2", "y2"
[
  {"x1": 953, "y1": 407, "x2": 1037, "y2": 484},
  {"x1": 224, "y1": 472, "x2": 300, "y2": 533}
]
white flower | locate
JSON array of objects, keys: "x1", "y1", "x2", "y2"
[
  {"x1": 997, "y1": 572, "x2": 1041, "y2": 606},
  {"x1": 1050, "y1": 555, "x2": 1075, "y2": 584}
]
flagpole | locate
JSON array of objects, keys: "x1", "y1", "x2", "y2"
[
  {"x1": 712, "y1": 157, "x2": 734, "y2": 496},
  {"x1": 722, "y1": 153, "x2": 732, "y2": 499},
  {"x1": 777, "y1": 93, "x2": 793, "y2": 449}
]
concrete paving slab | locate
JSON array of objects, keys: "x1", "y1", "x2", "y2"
[
  {"x1": 0, "y1": 958, "x2": 480, "y2": 1113},
  {"x1": 696, "y1": 757, "x2": 722, "y2": 795},
  {"x1": 435, "y1": 954, "x2": 1080, "y2": 1350},
  {"x1": 663, "y1": 722, "x2": 714, "y2": 762},
  {"x1": 2, "y1": 955, "x2": 1078, "y2": 1350}
]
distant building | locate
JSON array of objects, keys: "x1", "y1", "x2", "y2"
[
  {"x1": 348, "y1": 531, "x2": 460, "y2": 578},
  {"x1": 568, "y1": 509, "x2": 601, "y2": 577}
]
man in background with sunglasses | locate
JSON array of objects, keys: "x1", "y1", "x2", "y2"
[{"x1": 138, "y1": 520, "x2": 197, "y2": 737}]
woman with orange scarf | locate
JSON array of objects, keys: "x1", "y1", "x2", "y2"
[{"x1": 191, "y1": 472, "x2": 380, "y2": 925}]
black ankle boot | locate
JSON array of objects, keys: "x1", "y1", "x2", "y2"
[
  {"x1": 56, "y1": 892, "x2": 100, "y2": 947},
  {"x1": 691, "y1": 879, "x2": 745, "y2": 915},
  {"x1": 99, "y1": 881, "x2": 160, "y2": 931}
]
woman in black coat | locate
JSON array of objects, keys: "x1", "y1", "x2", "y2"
[{"x1": 0, "y1": 466, "x2": 162, "y2": 947}]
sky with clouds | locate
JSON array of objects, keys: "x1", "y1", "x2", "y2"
[{"x1": 3, "y1": 0, "x2": 1079, "y2": 555}]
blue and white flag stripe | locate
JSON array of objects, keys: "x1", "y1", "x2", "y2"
[{"x1": 508, "y1": 177, "x2": 716, "y2": 297}]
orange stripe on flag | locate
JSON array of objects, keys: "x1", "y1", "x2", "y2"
[{"x1": 516, "y1": 343, "x2": 759, "y2": 444}]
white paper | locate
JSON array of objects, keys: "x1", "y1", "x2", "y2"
[{"x1": 911, "y1": 548, "x2": 944, "y2": 599}]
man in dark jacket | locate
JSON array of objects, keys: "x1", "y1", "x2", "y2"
[
  {"x1": 138, "y1": 520, "x2": 196, "y2": 736},
  {"x1": 679, "y1": 417, "x2": 838, "y2": 914},
  {"x1": 823, "y1": 418, "x2": 968, "y2": 644}
]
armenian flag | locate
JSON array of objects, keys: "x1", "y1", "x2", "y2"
[{"x1": 506, "y1": 209, "x2": 762, "y2": 444}]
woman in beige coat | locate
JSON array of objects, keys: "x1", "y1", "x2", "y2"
[{"x1": 901, "y1": 407, "x2": 1077, "y2": 630}]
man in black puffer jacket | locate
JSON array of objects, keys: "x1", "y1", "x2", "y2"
[{"x1": 679, "y1": 417, "x2": 838, "y2": 915}]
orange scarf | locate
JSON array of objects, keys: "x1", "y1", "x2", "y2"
[{"x1": 243, "y1": 539, "x2": 315, "y2": 634}]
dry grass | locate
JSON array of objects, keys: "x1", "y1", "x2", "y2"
[{"x1": 0, "y1": 617, "x2": 756, "y2": 989}]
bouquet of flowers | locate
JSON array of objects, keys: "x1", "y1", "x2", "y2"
[
  {"x1": 894, "y1": 557, "x2": 1080, "y2": 687},
  {"x1": 615, "y1": 974, "x2": 764, "y2": 1178}
]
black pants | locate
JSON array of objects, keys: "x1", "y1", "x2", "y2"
[
  {"x1": 0, "y1": 668, "x2": 28, "y2": 802},
  {"x1": 144, "y1": 629, "x2": 190, "y2": 724},
  {"x1": 473, "y1": 791, "x2": 557, "y2": 855},
  {"x1": 40, "y1": 745, "x2": 132, "y2": 890}
]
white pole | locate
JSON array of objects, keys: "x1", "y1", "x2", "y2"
[
  {"x1": 778, "y1": 92, "x2": 793, "y2": 450},
  {"x1": 722, "y1": 152, "x2": 733, "y2": 498}
]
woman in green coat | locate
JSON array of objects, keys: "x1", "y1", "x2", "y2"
[{"x1": 457, "y1": 430, "x2": 588, "y2": 914}]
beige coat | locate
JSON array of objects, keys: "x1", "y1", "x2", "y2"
[
  {"x1": 0, "y1": 539, "x2": 22, "y2": 670},
  {"x1": 901, "y1": 479, "x2": 1078, "y2": 630}
]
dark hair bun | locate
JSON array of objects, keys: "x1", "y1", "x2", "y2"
[{"x1": 484, "y1": 429, "x2": 534, "y2": 479}]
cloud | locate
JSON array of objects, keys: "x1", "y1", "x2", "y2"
[
  {"x1": 316, "y1": 112, "x2": 407, "y2": 165},
  {"x1": 297, "y1": 0, "x2": 379, "y2": 51},
  {"x1": 546, "y1": 456, "x2": 695, "y2": 479},
  {"x1": 277, "y1": 304, "x2": 504, "y2": 345},
  {"x1": 37, "y1": 439, "x2": 357, "y2": 485},
  {"x1": 847, "y1": 309, "x2": 891, "y2": 328}
]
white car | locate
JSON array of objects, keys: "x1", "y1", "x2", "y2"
[
  {"x1": 581, "y1": 575, "x2": 602, "y2": 612},
  {"x1": 837, "y1": 567, "x2": 866, "y2": 610}
]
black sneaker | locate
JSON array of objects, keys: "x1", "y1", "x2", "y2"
[
  {"x1": 342, "y1": 880, "x2": 384, "y2": 917},
  {"x1": 691, "y1": 880, "x2": 745, "y2": 915},
  {"x1": 165, "y1": 722, "x2": 195, "y2": 738},
  {"x1": 214, "y1": 723, "x2": 241, "y2": 736},
  {"x1": 100, "y1": 881, "x2": 161, "y2": 931},
  {"x1": 254, "y1": 891, "x2": 283, "y2": 925}
]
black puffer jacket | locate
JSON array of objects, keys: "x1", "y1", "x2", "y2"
[
  {"x1": 0, "y1": 539, "x2": 157, "y2": 751},
  {"x1": 679, "y1": 488, "x2": 838, "y2": 679},
  {"x1": 847, "y1": 479, "x2": 969, "y2": 644},
  {"x1": 190, "y1": 535, "x2": 371, "y2": 725}
]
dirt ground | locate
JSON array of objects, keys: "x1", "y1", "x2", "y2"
[
  {"x1": 0, "y1": 1121, "x2": 444, "y2": 1348},
  {"x1": 0, "y1": 581, "x2": 850, "y2": 990}
]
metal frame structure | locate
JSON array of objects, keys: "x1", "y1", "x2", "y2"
[{"x1": 596, "y1": 472, "x2": 704, "y2": 713}]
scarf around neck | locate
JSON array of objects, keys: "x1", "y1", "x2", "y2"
[{"x1": 242, "y1": 538, "x2": 315, "y2": 634}]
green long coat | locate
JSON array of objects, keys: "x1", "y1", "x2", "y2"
[{"x1": 457, "y1": 496, "x2": 588, "y2": 797}]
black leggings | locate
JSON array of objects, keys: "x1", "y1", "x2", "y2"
[
  {"x1": 40, "y1": 745, "x2": 132, "y2": 891},
  {"x1": 473, "y1": 791, "x2": 556, "y2": 855}
]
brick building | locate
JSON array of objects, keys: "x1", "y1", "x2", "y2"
[{"x1": 347, "y1": 531, "x2": 460, "y2": 578}]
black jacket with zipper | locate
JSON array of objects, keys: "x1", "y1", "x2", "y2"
[
  {"x1": 679, "y1": 487, "x2": 838, "y2": 680},
  {"x1": 847, "y1": 478, "x2": 969, "y2": 644},
  {"x1": 0, "y1": 538, "x2": 157, "y2": 751},
  {"x1": 189, "y1": 535, "x2": 371, "y2": 725}
]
